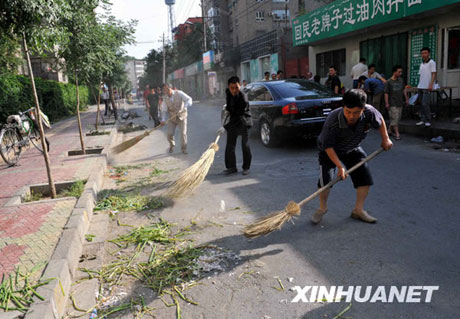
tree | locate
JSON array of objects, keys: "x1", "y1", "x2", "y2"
[
  {"x1": 0, "y1": 34, "x2": 22, "y2": 74},
  {"x1": 60, "y1": 0, "x2": 101, "y2": 154},
  {"x1": 0, "y1": 0, "x2": 71, "y2": 198}
]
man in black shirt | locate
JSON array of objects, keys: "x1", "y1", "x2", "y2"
[
  {"x1": 223, "y1": 76, "x2": 252, "y2": 175},
  {"x1": 312, "y1": 89, "x2": 392, "y2": 224},
  {"x1": 146, "y1": 87, "x2": 160, "y2": 127},
  {"x1": 324, "y1": 65, "x2": 341, "y2": 95}
]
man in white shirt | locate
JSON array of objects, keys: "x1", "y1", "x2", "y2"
[
  {"x1": 361, "y1": 64, "x2": 386, "y2": 83},
  {"x1": 351, "y1": 58, "x2": 368, "y2": 88},
  {"x1": 160, "y1": 83, "x2": 193, "y2": 154},
  {"x1": 416, "y1": 47, "x2": 436, "y2": 127}
]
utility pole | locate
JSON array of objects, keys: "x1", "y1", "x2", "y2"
[
  {"x1": 162, "y1": 33, "x2": 166, "y2": 83},
  {"x1": 201, "y1": 0, "x2": 207, "y2": 52},
  {"x1": 201, "y1": 0, "x2": 207, "y2": 99}
]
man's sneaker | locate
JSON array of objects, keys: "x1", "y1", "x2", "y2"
[
  {"x1": 351, "y1": 209, "x2": 377, "y2": 223},
  {"x1": 242, "y1": 169, "x2": 250, "y2": 175},
  {"x1": 311, "y1": 208, "x2": 327, "y2": 224},
  {"x1": 425, "y1": 122, "x2": 432, "y2": 127},
  {"x1": 168, "y1": 146, "x2": 174, "y2": 153},
  {"x1": 224, "y1": 168, "x2": 237, "y2": 175},
  {"x1": 416, "y1": 121, "x2": 425, "y2": 126}
]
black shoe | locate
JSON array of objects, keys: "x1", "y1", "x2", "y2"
[
  {"x1": 224, "y1": 168, "x2": 237, "y2": 175},
  {"x1": 242, "y1": 169, "x2": 250, "y2": 175}
]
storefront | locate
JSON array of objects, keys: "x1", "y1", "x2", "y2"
[{"x1": 292, "y1": 0, "x2": 460, "y2": 98}]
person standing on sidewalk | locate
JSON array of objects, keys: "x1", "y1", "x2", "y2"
[
  {"x1": 325, "y1": 66, "x2": 341, "y2": 95},
  {"x1": 311, "y1": 89, "x2": 392, "y2": 225},
  {"x1": 223, "y1": 76, "x2": 252, "y2": 176},
  {"x1": 416, "y1": 47, "x2": 437, "y2": 127},
  {"x1": 160, "y1": 83, "x2": 193, "y2": 154},
  {"x1": 351, "y1": 57, "x2": 367, "y2": 88},
  {"x1": 384, "y1": 65, "x2": 409, "y2": 140},
  {"x1": 143, "y1": 84, "x2": 150, "y2": 106},
  {"x1": 102, "y1": 87, "x2": 110, "y2": 116},
  {"x1": 146, "y1": 87, "x2": 160, "y2": 127}
]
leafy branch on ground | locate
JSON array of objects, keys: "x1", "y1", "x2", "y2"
[
  {"x1": 94, "y1": 189, "x2": 163, "y2": 212},
  {"x1": 0, "y1": 263, "x2": 57, "y2": 313}
]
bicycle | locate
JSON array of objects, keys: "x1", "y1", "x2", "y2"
[{"x1": 0, "y1": 108, "x2": 51, "y2": 166}]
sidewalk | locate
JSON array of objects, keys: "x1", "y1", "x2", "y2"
[
  {"x1": 399, "y1": 119, "x2": 460, "y2": 140},
  {"x1": 0, "y1": 105, "x2": 116, "y2": 282}
]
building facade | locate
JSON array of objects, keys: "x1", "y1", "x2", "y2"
[
  {"x1": 292, "y1": 0, "x2": 460, "y2": 98},
  {"x1": 125, "y1": 60, "x2": 146, "y2": 93}
]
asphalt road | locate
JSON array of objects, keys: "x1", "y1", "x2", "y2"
[{"x1": 110, "y1": 99, "x2": 460, "y2": 319}]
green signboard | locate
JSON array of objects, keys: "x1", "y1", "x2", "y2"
[
  {"x1": 292, "y1": 0, "x2": 460, "y2": 46},
  {"x1": 409, "y1": 25, "x2": 437, "y2": 86}
]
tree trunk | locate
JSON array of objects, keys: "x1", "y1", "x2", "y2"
[
  {"x1": 22, "y1": 33, "x2": 57, "y2": 198},
  {"x1": 75, "y1": 72, "x2": 86, "y2": 154}
]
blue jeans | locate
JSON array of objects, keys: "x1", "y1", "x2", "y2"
[{"x1": 418, "y1": 89, "x2": 431, "y2": 122}]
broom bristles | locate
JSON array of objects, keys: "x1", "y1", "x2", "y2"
[
  {"x1": 111, "y1": 131, "x2": 149, "y2": 154},
  {"x1": 164, "y1": 143, "x2": 218, "y2": 198},
  {"x1": 243, "y1": 201, "x2": 301, "y2": 238}
]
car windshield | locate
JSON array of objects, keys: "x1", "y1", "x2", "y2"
[{"x1": 273, "y1": 80, "x2": 333, "y2": 99}]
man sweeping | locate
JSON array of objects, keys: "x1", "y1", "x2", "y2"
[
  {"x1": 223, "y1": 76, "x2": 252, "y2": 175},
  {"x1": 312, "y1": 89, "x2": 392, "y2": 224},
  {"x1": 160, "y1": 83, "x2": 193, "y2": 154}
]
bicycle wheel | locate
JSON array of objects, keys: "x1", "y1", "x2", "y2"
[
  {"x1": 0, "y1": 127, "x2": 22, "y2": 166},
  {"x1": 30, "y1": 125, "x2": 49, "y2": 153}
]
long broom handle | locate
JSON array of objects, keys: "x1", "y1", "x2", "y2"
[
  {"x1": 145, "y1": 113, "x2": 178, "y2": 135},
  {"x1": 297, "y1": 148, "x2": 384, "y2": 208}
]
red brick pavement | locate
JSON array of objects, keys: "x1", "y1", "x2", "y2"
[{"x1": 0, "y1": 106, "x2": 113, "y2": 279}]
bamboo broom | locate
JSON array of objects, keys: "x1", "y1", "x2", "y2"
[
  {"x1": 164, "y1": 128, "x2": 225, "y2": 199},
  {"x1": 111, "y1": 114, "x2": 177, "y2": 155},
  {"x1": 243, "y1": 148, "x2": 384, "y2": 238}
]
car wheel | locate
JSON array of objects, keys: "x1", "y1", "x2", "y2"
[{"x1": 259, "y1": 119, "x2": 279, "y2": 147}]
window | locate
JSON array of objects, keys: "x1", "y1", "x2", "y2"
[
  {"x1": 272, "y1": 9, "x2": 290, "y2": 21},
  {"x1": 256, "y1": 0, "x2": 265, "y2": 2},
  {"x1": 248, "y1": 85, "x2": 273, "y2": 101},
  {"x1": 255, "y1": 11, "x2": 264, "y2": 22},
  {"x1": 448, "y1": 29, "x2": 460, "y2": 69},
  {"x1": 316, "y1": 49, "x2": 346, "y2": 77}
]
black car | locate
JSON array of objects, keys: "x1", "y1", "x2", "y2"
[{"x1": 242, "y1": 79, "x2": 342, "y2": 147}]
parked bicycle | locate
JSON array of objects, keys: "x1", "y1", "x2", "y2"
[{"x1": 0, "y1": 108, "x2": 51, "y2": 166}]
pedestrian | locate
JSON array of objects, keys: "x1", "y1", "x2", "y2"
[
  {"x1": 324, "y1": 66, "x2": 341, "y2": 95},
  {"x1": 263, "y1": 72, "x2": 270, "y2": 81},
  {"x1": 102, "y1": 87, "x2": 110, "y2": 116},
  {"x1": 242, "y1": 80, "x2": 248, "y2": 89},
  {"x1": 361, "y1": 64, "x2": 386, "y2": 83},
  {"x1": 351, "y1": 57, "x2": 367, "y2": 88},
  {"x1": 361, "y1": 76, "x2": 386, "y2": 116},
  {"x1": 416, "y1": 47, "x2": 436, "y2": 127},
  {"x1": 306, "y1": 71, "x2": 314, "y2": 80},
  {"x1": 312, "y1": 89, "x2": 392, "y2": 225},
  {"x1": 160, "y1": 83, "x2": 193, "y2": 154},
  {"x1": 143, "y1": 84, "x2": 150, "y2": 106},
  {"x1": 313, "y1": 75, "x2": 321, "y2": 84},
  {"x1": 146, "y1": 87, "x2": 161, "y2": 127},
  {"x1": 384, "y1": 65, "x2": 409, "y2": 140},
  {"x1": 276, "y1": 70, "x2": 284, "y2": 80},
  {"x1": 223, "y1": 76, "x2": 252, "y2": 176},
  {"x1": 271, "y1": 73, "x2": 277, "y2": 80}
]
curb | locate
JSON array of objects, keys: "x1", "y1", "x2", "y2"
[
  {"x1": 24, "y1": 120, "x2": 118, "y2": 319},
  {"x1": 399, "y1": 122, "x2": 460, "y2": 140}
]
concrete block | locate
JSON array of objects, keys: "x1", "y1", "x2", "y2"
[{"x1": 51, "y1": 229, "x2": 83, "y2": 277}]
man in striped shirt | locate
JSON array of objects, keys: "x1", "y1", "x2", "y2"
[{"x1": 312, "y1": 89, "x2": 393, "y2": 224}]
